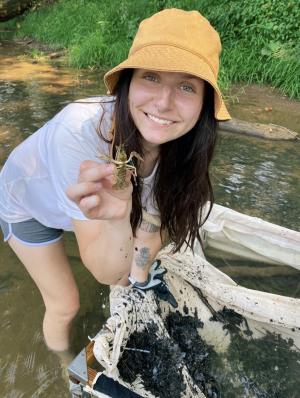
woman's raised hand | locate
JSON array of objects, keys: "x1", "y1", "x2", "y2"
[{"x1": 66, "y1": 160, "x2": 133, "y2": 220}]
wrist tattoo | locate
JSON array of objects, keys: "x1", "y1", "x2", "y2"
[
  {"x1": 135, "y1": 247, "x2": 150, "y2": 268},
  {"x1": 140, "y1": 220, "x2": 160, "y2": 233}
]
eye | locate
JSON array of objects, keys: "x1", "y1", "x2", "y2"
[
  {"x1": 180, "y1": 83, "x2": 196, "y2": 93},
  {"x1": 143, "y1": 73, "x2": 159, "y2": 82}
]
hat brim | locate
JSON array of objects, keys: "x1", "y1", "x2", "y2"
[{"x1": 104, "y1": 45, "x2": 230, "y2": 121}]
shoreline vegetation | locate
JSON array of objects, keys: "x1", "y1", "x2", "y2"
[{"x1": 1, "y1": 0, "x2": 299, "y2": 100}]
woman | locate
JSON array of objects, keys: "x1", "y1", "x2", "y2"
[{"x1": 0, "y1": 9, "x2": 230, "y2": 354}]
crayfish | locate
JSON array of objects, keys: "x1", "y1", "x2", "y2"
[{"x1": 99, "y1": 144, "x2": 143, "y2": 189}]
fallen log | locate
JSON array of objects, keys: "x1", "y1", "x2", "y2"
[{"x1": 219, "y1": 118, "x2": 299, "y2": 141}]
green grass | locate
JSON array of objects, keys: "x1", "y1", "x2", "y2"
[
  {"x1": 1, "y1": 0, "x2": 299, "y2": 99},
  {"x1": 222, "y1": 40, "x2": 300, "y2": 98}
]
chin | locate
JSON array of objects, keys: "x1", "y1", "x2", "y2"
[{"x1": 142, "y1": 135, "x2": 168, "y2": 147}]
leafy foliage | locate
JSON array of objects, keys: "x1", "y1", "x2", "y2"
[{"x1": 1, "y1": 0, "x2": 299, "y2": 98}]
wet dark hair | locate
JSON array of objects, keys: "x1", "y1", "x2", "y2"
[{"x1": 101, "y1": 68, "x2": 217, "y2": 253}]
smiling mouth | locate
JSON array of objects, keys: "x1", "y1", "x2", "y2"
[{"x1": 144, "y1": 112, "x2": 175, "y2": 126}]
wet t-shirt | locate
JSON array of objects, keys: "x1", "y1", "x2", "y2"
[{"x1": 0, "y1": 96, "x2": 159, "y2": 231}]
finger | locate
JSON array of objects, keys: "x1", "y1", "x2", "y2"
[
  {"x1": 108, "y1": 168, "x2": 132, "y2": 188},
  {"x1": 102, "y1": 175, "x2": 134, "y2": 197},
  {"x1": 102, "y1": 172, "x2": 117, "y2": 188},
  {"x1": 79, "y1": 194, "x2": 100, "y2": 212},
  {"x1": 78, "y1": 163, "x2": 114, "y2": 183},
  {"x1": 80, "y1": 160, "x2": 102, "y2": 170},
  {"x1": 126, "y1": 170, "x2": 133, "y2": 183},
  {"x1": 66, "y1": 182, "x2": 102, "y2": 203}
]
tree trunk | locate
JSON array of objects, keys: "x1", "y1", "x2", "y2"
[{"x1": 219, "y1": 118, "x2": 298, "y2": 141}]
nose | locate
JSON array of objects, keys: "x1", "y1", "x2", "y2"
[{"x1": 154, "y1": 85, "x2": 174, "y2": 114}]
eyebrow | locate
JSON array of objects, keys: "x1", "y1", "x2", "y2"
[
  {"x1": 142, "y1": 70, "x2": 201, "y2": 83},
  {"x1": 178, "y1": 73, "x2": 200, "y2": 81}
]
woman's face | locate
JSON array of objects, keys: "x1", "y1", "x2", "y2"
[{"x1": 128, "y1": 69, "x2": 205, "y2": 153}]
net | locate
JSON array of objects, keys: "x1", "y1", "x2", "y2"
[{"x1": 87, "y1": 205, "x2": 300, "y2": 398}]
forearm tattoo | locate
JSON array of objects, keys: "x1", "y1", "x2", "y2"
[
  {"x1": 140, "y1": 220, "x2": 160, "y2": 233},
  {"x1": 135, "y1": 247, "x2": 150, "y2": 268}
]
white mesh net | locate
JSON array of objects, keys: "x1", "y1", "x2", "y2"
[{"x1": 90, "y1": 205, "x2": 300, "y2": 398}]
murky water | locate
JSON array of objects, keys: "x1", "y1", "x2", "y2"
[{"x1": 0, "y1": 40, "x2": 299, "y2": 397}]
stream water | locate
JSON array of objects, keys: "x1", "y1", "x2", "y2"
[{"x1": 0, "y1": 40, "x2": 299, "y2": 397}]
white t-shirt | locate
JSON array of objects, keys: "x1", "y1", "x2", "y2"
[{"x1": 0, "y1": 96, "x2": 159, "y2": 231}]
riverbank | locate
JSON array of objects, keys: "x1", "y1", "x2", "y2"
[{"x1": 1, "y1": 0, "x2": 299, "y2": 99}]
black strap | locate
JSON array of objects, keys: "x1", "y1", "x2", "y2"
[{"x1": 93, "y1": 374, "x2": 143, "y2": 398}]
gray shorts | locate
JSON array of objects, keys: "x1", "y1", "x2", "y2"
[{"x1": 0, "y1": 217, "x2": 63, "y2": 246}]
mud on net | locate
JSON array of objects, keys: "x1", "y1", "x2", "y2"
[{"x1": 87, "y1": 205, "x2": 300, "y2": 398}]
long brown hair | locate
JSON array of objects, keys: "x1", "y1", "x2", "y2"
[{"x1": 101, "y1": 69, "x2": 217, "y2": 253}]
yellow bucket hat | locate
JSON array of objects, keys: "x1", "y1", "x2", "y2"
[{"x1": 104, "y1": 8, "x2": 230, "y2": 121}]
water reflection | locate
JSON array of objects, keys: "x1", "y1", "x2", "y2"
[
  {"x1": 212, "y1": 133, "x2": 300, "y2": 231},
  {"x1": 0, "y1": 40, "x2": 299, "y2": 397},
  {"x1": 0, "y1": 40, "x2": 106, "y2": 165},
  {"x1": 0, "y1": 232, "x2": 110, "y2": 397}
]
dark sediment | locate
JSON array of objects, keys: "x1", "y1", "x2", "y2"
[
  {"x1": 118, "y1": 322, "x2": 186, "y2": 398},
  {"x1": 118, "y1": 311, "x2": 219, "y2": 398},
  {"x1": 118, "y1": 306, "x2": 300, "y2": 398},
  {"x1": 210, "y1": 308, "x2": 300, "y2": 398},
  {"x1": 165, "y1": 311, "x2": 219, "y2": 398}
]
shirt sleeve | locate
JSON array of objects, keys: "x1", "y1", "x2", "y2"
[{"x1": 45, "y1": 107, "x2": 109, "y2": 221}]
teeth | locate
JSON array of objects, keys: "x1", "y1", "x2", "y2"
[{"x1": 147, "y1": 113, "x2": 173, "y2": 125}]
